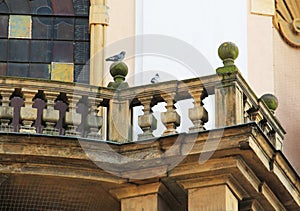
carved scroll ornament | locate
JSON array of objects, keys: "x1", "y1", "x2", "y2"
[{"x1": 274, "y1": 0, "x2": 300, "y2": 47}]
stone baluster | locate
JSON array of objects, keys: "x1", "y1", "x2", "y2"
[
  {"x1": 20, "y1": 89, "x2": 38, "y2": 133},
  {"x1": 65, "y1": 94, "x2": 81, "y2": 137},
  {"x1": 243, "y1": 96, "x2": 253, "y2": 123},
  {"x1": 138, "y1": 96, "x2": 157, "y2": 140},
  {"x1": 260, "y1": 94, "x2": 280, "y2": 148},
  {"x1": 188, "y1": 88, "x2": 208, "y2": 132},
  {"x1": 161, "y1": 93, "x2": 180, "y2": 135},
  {"x1": 76, "y1": 96, "x2": 90, "y2": 137},
  {"x1": 43, "y1": 91, "x2": 59, "y2": 135},
  {"x1": 54, "y1": 93, "x2": 68, "y2": 135},
  {"x1": 32, "y1": 91, "x2": 47, "y2": 134},
  {"x1": 87, "y1": 96, "x2": 103, "y2": 139},
  {"x1": 0, "y1": 88, "x2": 14, "y2": 132},
  {"x1": 10, "y1": 88, "x2": 24, "y2": 132}
]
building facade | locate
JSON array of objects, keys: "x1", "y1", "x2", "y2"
[{"x1": 0, "y1": 0, "x2": 299, "y2": 210}]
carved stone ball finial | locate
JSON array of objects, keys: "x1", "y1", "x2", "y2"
[
  {"x1": 218, "y1": 42, "x2": 239, "y2": 66},
  {"x1": 260, "y1": 94, "x2": 279, "y2": 113},
  {"x1": 107, "y1": 61, "x2": 129, "y2": 89},
  {"x1": 216, "y1": 42, "x2": 239, "y2": 75}
]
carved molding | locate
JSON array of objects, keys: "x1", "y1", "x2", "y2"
[{"x1": 274, "y1": 0, "x2": 300, "y2": 47}]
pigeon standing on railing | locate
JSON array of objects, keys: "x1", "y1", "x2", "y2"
[
  {"x1": 105, "y1": 51, "x2": 126, "y2": 62},
  {"x1": 151, "y1": 73, "x2": 160, "y2": 83}
]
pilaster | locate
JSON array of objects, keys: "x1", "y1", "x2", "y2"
[
  {"x1": 89, "y1": 0, "x2": 109, "y2": 86},
  {"x1": 110, "y1": 183, "x2": 181, "y2": 211},
  {"x1": 178, "y1": 175, "x2": 242, "y2": 211}
]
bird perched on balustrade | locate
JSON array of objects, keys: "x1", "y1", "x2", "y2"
[
  {"x1": 105, "y1": 51, "x2": 126, "y2": 62},
  {"x1": 151, "y1": 73, "x2": 160, "y2": 83}
]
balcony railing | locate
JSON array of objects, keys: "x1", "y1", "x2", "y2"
[{"x1": 0, "y1": 42, "x2": 285, "y2": 150}]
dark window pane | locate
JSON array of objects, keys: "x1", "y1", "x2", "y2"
[
  {"x1": 32, "y1": 16, "x2": 53, "y2": 39},
  {"x1": 54, "y1": 17, "x2": 74, "y2": 40},
  {"x1": 30, "y1": 41, "x2": 52, "y2": 63},
  {"x1": 74, "y1": 64, "x2": 89, "y2": 84},
  {"x1": 74, "y1": 42, "x2": 89, "y2": 64},
  {"x1": 8, "y1": 40, "x2": 29, "y2": 62},
  {"x1": 0, "y1": 63, "x2": 7, "y2": 76},
  {"x1": 0, "y1": 15, "x2": 8, "y2": 38},
  {"x1": 7, "y1": 63, "x2": 29, "y2": 77},
  {"x1": 0, "y1": 2, "x2": 9, "y2": 13},
  {"x1": 53, "y1": 41, "x2": 74, "y2": 62},
  {"x1": 51, "y1": 0, "x2": 74, "y2": 16},
  {"x1": 75, "y1": 18, "x2": 89, "y2": 41},
  {"x1": 30, "y1": 0, "x2": 52, "y2": 15},
  {"x1": 73, "y1": 0, "x2": 89, "y2": 16},
  {"x1": 6, "y1": 0, "x2": 30, "y2": 14},
  {"x1": 0, "y1": 39, "x2": 7, "y2": 61},
  {"x1": 29, "y1": 64, "x2": 50, "y2": 79}
]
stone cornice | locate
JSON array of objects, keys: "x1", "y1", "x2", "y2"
[{"x1": 0, "y1": 123, "x2": 299, "y2": 209}]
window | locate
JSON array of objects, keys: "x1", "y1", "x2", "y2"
[{"x1": 0, "y1": 0, "x2": 90, "y2": 83}]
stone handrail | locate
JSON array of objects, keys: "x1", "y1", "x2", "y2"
[
  {"x1": 0, "y1": 42, "x2": 285, "y2": 150},
  {"x1": 0, "y1": 77, "x2": 114, "y2": 139}
]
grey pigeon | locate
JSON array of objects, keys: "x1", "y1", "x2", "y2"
[
  {"x1": 151, "y1": 73, "x2": 160, "y2": 83},
  {"x1": 105, "y1": 51, "x2": 126, "y2": 62}
]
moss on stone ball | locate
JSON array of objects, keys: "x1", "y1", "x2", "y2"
[
  {"x1": 218, "y1": 42, "x2": 239, "y2": 61},
  {"x1": 261, "y1": 94, "x2": 279, "y2": 111},
  {"x1": 110, "y1": 62, "x2": 128, "y2": 78}
]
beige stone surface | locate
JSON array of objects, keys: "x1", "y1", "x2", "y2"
[
  {"x1": 105, "y1": 0, "x2": 136, "y2": 86},
  {"x1": 273, "y1": 28, "x2": 300, "y2": 173},
  {"x1": 251, "y1": 0, "x2": 275, "y2": 16},
  {"x1": 108, "y1": 99, "x2": 131, "y2": 142},
  {"x1": 121, "y1": 194, "x2": 158, "y2": 211},
  {"x1": 188, "y1": 185, "x2": 238, "y2": 211},
  {"x1": 247, "y1": 0, "x2": 300, "y2": 173},
  {"x1": 247, "y1": 2, "x2": 275, "y2": 96}
]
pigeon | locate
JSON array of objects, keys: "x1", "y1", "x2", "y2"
[
  {"x1": 105, "y1": 51, "x2": 126, "y2": 62},
  {"x1": 151, "y1": 73, "x2": 160, "y2": 83}
]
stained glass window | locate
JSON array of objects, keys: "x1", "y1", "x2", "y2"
[
  {"x1": 0, "y1": 15, "x2": 8, "y2": 38},
  {"x1": 0, "y1": 0, "x2": 90, "y2": 83},
  {"x1": 9, "y1": 15, "x2": 32, "y2": 39},
  {"x1": 51, "y1": 62, "x2": 74, "y2": 82},
  {"x1": 8, "y1": 40, "x2": 30, "y2": 62}
]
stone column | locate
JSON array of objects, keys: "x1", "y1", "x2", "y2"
[
  {"x1": 110, "y1": 183, "x2": 179, "y2": 211},
  {"x1": 89, "y1": 0, "x2": 109, "y2": 86},
  {"x1": 189, "y1": 185, "x2": 238, "y2": 211},
  {"x1": 179, "y1": 177, "x2": 240, "y2": 211},
  {"x1": 215, "y1": 42, "x2": 244, "y2": 127}
]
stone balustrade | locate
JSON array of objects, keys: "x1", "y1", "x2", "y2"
[
  {"x1": 0, "y1": 42, "x2": 285, "y2": 151},
  {"x1": 0, "y1": 78, "x2": 111, "y2": 139}
]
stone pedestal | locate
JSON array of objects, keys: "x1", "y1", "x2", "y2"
[
  {"x1": 215, "y1": 80, "x2": 244, "y2": 127},
  {"x1": 188, "y1": 185, "x2": 238, "y2": 211},
  {"x1": 110, "y1": 183, "x2": 180, "y2": 211},
  {"x1": 108, "y1": 99, "x2": 131, "y2": 143}
]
